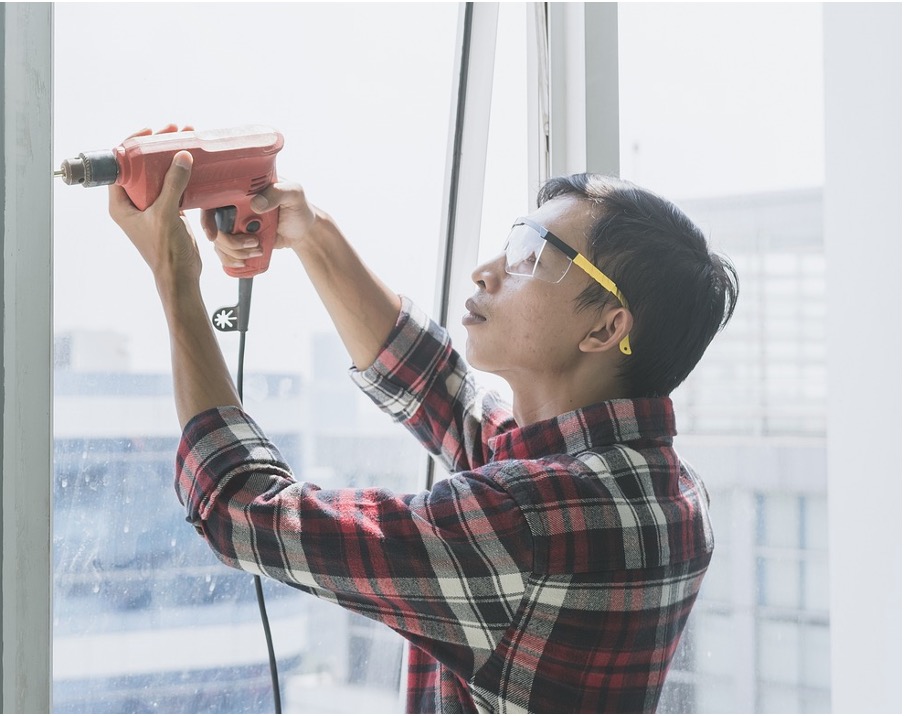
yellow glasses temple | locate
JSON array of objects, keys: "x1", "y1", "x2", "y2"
[{"x1": 571, "y1": 254, "x2": 632, "y2": 355}]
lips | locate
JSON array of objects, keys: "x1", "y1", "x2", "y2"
[{"x1": 462, "y1": 298, "x2": 487, "y2": 325}]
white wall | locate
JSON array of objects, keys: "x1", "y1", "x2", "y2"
[{"x1": 824, "y1": 4, "x2": 901, "y2": 712}]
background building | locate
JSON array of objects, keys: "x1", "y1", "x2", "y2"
[
  {"x1": 53, "y1": 331, "x2": 414, "y2": 713},
  {"x1": 661, "y1": 189, "x2": 830, "y2": 713}
]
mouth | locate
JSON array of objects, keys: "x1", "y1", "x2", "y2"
[{"x1": 462, "y1": 298, "x2": 486, "y2": 326}]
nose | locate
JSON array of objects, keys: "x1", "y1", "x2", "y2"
[{"x1": 471, "y1": 252, "x2": 505, "y2": 292}]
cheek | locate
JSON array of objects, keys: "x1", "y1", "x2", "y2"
[
  {"x1": 517, "y1": 297, "x2": 580, "y2": 358},
  {"x1": 467, "y1": 284, "x2": 584, "y2": 370}
]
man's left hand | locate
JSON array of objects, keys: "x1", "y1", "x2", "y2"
[{"x1": 108, "y1": 147, "x2": 202, "y2": 296}]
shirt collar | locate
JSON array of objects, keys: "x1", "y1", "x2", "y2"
[{"x1": 488, "y1": 397, "x2": 676, "y2": 461}]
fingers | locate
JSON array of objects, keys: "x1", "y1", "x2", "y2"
[
  {"x1": 212, "y1": 237, "x2": 262, "y2": 270},
  {"x1": 200, "y1": 209, "x2": 218, "y2": 241},
  {"x1": 158, "y1": 124, "x2": 195, "y2": 134},
  {"x1": 155, "y1": 151, "x2": 193, "y2": 210},
  {"x1": 126, "y1": 124, "x2": 191, "y2": 139},
  {"x1": 249, "y1": 180, "x2": 306, "y2": 214},
  {"x1": 212, "y1": 232, "x2": 263, "y2": 263},
  {"x1": 108, "y1": 183, "x2": 138, "y2": 225}
]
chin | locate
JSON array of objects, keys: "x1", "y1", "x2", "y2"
[{"x1": 464, "y1": 339, "x2": 495, "y2": 373}]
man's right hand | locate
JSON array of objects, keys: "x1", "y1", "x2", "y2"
[
  {"x1": 201, "y1": 180, "x2": 318, "y2": 271},
  {"x1": 202, "y1": 175, "x2": 401, "y2": 371}
]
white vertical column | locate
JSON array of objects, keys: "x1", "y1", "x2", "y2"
[
  {"x1": 823, "y1": 4, "x2": 900, "y2": 712},
  {"x1": 1, "y1": 3, "x2": 53, "y2": 713},
  {"x1": 526, "y1": 3, "x2": 548, "y2": 209},
  {"x1": 545, "y1": 2, "x2": 620, "y2": 178}
]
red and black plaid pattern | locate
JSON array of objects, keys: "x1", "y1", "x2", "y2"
[{"x1": 176, "y1": 297, "x2": 713, "y2": 714}]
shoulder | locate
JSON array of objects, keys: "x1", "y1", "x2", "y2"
[{"x1": 478, "y1": 445, "x2": 712, "y2": 573}]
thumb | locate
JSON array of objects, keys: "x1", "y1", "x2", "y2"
[
  {"x1": 250, "y1": 191, "x2": 272, "y2": 214},
  {"x1": 250, "y1": 181, "x2": 299, "y2": 214},
  {"x1": 156, "y1": 150, "x2": 193, "y2": 209}
]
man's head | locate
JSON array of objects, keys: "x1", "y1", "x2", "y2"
[{"x1": 537, "y1": 173, "x2": 739, "y2": 397}]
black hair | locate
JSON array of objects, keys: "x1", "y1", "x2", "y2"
[{"x1": 539, "y1": 173, "x2": 739, "y2": 398}]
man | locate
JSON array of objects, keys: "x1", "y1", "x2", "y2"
[{"x1": 110, "y1": 139, "x2": 737, "y2": 713}]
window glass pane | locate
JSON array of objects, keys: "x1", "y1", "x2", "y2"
[
  {"x1": 759, "y1": 684, "x2": 802, "y2": 713},
  {"x1": 803, "y1": 556, "x2": 830, "y2": 613},
  {"x1": 758, "y1": 621, "x2": 800, "y2": 685},
  {"x1": 618, "y1": 3, "x2": 823, "y2": 199},
  {"x1": 53, "y1": 4, "x2": 458, "y2": 712},
  {"x1": 697, "y1": 552, "x2": 732, "y2": 604},
  {"x1": 757, "y1": 556, "x2": 802, "y2": 609},
  {"x1": 697, "y1": 681, "x2": 737, "y2": 714},
  {"x1": 800, "y1": 623, "x2": 831, "y2": 690},
  {"x1": 619, "y1": 4, "x2": 829, "y2": 713},
  {"x1": 803, "y1": 495, "x2": 828, "y2": 551},
  {"x1": 694, "y1": 613, "x2": 736, "y2": 678},
  {"x1": 757, "y1": 493, "x2": 801, "y2": 549}
]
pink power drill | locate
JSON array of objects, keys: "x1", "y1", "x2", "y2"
[{"x1": 56, "y1": 125, "x2": 285, "y2": 279}]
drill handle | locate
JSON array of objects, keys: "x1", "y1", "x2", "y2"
[
  {"x1": 214, "y1": 205, "x2": 238, "y2": 233},
  {"x1": 214, "y1": 197, "x2": 278, "y2": 279}
]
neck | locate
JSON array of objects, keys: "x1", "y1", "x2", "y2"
[{"x1": 506, "y1": 365, "x2": 625, "y2": 426}]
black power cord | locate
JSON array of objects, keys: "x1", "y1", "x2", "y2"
[
  {"x1": 233, "y1": 281, "x2": 282, "y2": 715},
  {"x1": 211, "y1": 206, "x2": 282, "y2": 714}
]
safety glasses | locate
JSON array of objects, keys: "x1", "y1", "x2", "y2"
[{"x1": 504, "y1": 217, "x2": 632, "y2": 355}]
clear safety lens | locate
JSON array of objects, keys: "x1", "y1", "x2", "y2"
[{"x1": 504, "y1": 223, "x2": 572, "y2": 283}]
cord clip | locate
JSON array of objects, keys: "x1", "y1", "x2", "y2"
[{"x1": 212, "y1": 278, "x2": 253, "y2": 333}]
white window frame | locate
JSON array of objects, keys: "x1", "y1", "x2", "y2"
[
  {"x1": 822, "y1": 4, "x2": 901, "y2": 711},
  {"x1": 543, "y1": 1, "x2": 620, "y2": 178},
  {"x1": 1, "y1": 2, "x2": 900, "y2": 713},
  {"x1": 1, "y1": 3, "x2": 53, "y2": 713},
  {"x1": 434, "y1": 2, "x2": 499, "y2": 335}
]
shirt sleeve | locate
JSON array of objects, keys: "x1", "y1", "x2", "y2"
[
  {"x1": 349, "y1": 296, "x2": 515, "y2": 473},
  {"x1": 175, "y1": 405, "x2": 531, "y2": 677}
]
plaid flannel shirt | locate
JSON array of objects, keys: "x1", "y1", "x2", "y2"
[{"x1": 176, "y1": 297, "x2": 713, "y2": 714}]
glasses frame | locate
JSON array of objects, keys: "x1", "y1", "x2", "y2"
[{"x1": 507, "y1": 217, "x2": 632, "y2": 355}]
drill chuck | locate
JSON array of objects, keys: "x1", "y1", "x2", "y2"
[{"x1": 58, "y1": 150, "x2": 119, "y2": 187}]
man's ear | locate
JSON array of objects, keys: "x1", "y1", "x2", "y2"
[{"x1": 578, "y1": 306, "x2": 633, "y2": 354}]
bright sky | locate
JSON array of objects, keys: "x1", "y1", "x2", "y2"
[
  {"x1": 618, "y1": 3, "x2": 823, "y2": 199},
  {"x1": 54, "y1": 3, "x2": 459, "y2": 374}
]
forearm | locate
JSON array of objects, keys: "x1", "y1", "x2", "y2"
[
  {"x1": 107, "y1": 148, "x2": 241, "y2": 428},
  {"x1": 159, "y1": 280, "x2": 241, "y2": 428},
  {"x1": 351, "y1": 298, "x2": 514, "y2": 473},
  {"x1": 177, "y1": 404, "x2": 529, "y2": 676},
  {"x1": 293, "y1": 211, "x2": 401, "y2": 370}
]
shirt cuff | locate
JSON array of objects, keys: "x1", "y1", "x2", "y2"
[
  {"x1": 175, "y1": 405, "x2": 294, "y2": 528},
  {"x1": 349, "y1": 296, "x2": 453, "y2": 423}
]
